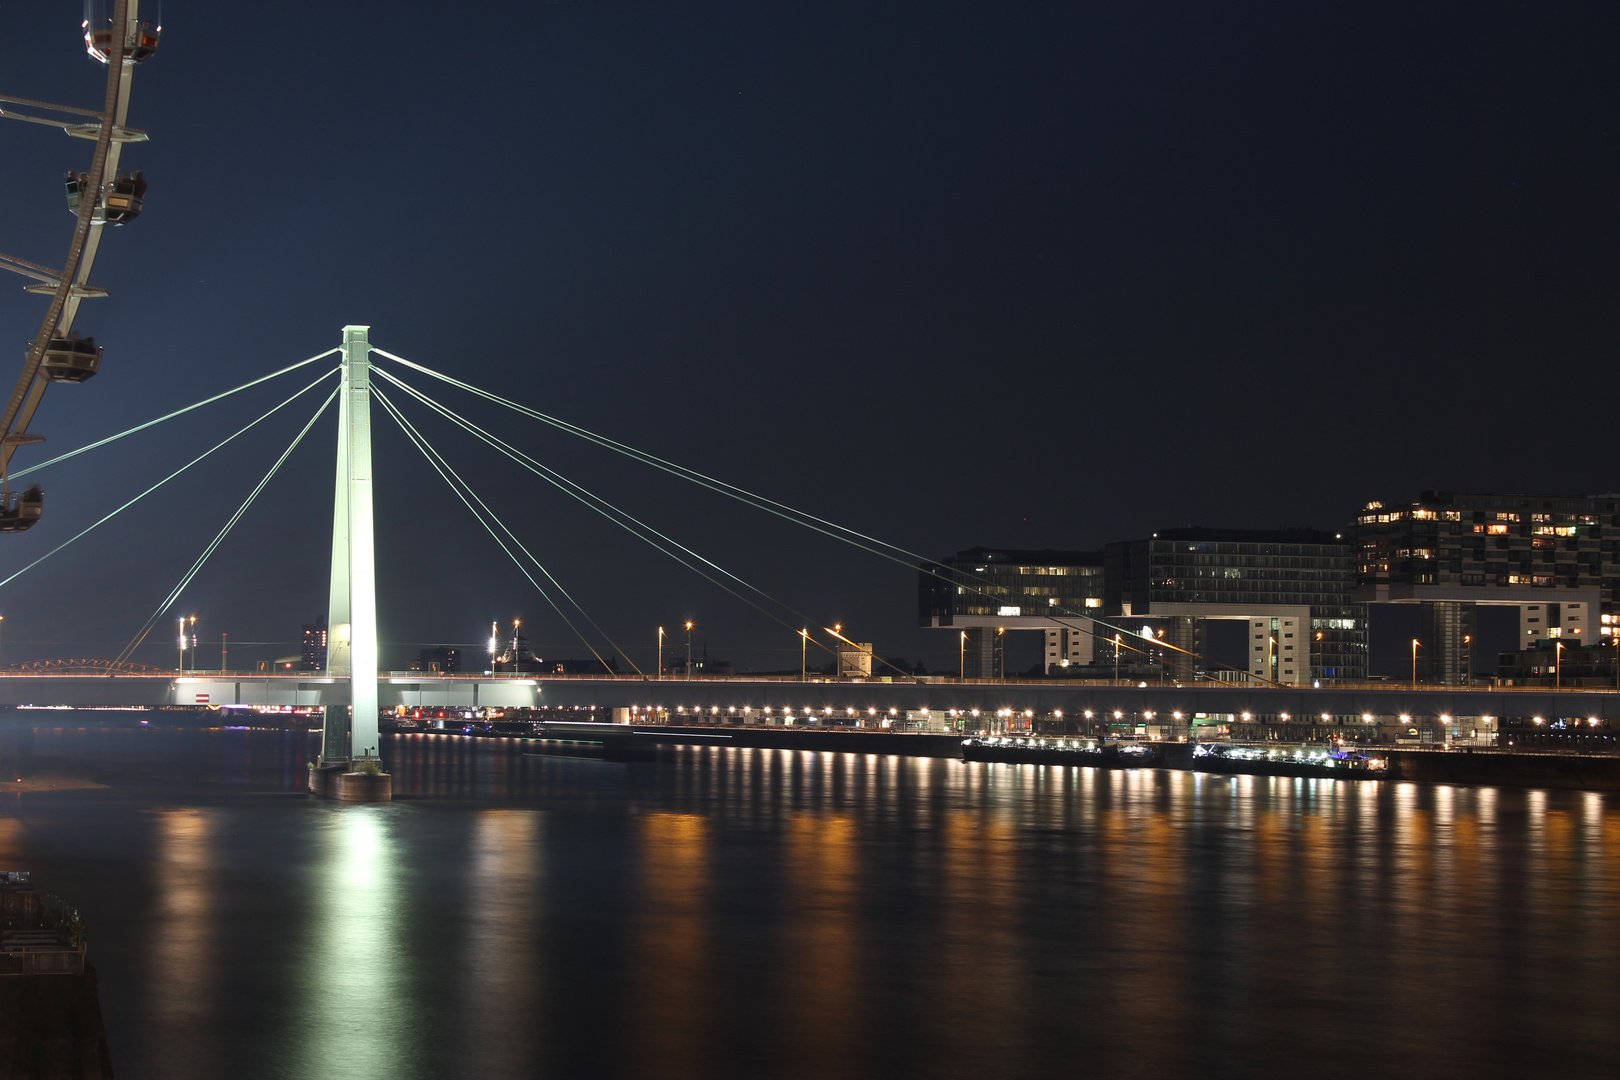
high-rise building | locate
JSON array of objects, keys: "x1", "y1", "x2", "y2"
[
  {"x1": 919, "y1": 547, "x2": 1104, "y2": 677},
  {"x1": 1355, "y1": 492, "x2": 1618, "y2": 683},
  {"x1": 1103, "y1": 528, "x2": 1366, "y2": 685},
  {"x1": 300, "y1": 621, "x2": 327, "y2": 672}
]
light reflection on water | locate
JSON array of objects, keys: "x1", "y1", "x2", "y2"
[
  {"x1": 150, "y1": 808, "x2": 214, "y2": 1076},
  {"x1": 4, "y1": 724, "x2": 1620, "y2": 1079},
  {"x1": 291, "y1": 807, "x2": 414, "y2": 1080}
]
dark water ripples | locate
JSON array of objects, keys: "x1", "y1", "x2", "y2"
[{"x1": 1, "y1": 721, "x2": 1617, "y2": 1079}]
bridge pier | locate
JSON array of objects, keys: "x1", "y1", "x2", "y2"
[
  {"x1": 307, "y1": 760, "x2": 392, "y2": 803},
  {"x1": 314, "y1": 325, "x2": 387, "y2": 798}
]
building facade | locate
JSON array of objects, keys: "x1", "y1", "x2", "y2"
[
  {"x1": 1104, "y1": 528, "x2": 1366, "y2": 685},
  {"x1": 1355, "y1": 492, "x2": 1618, "y2": 683},
  {"x1": 919, "y1": 547, "x2": 1105, "y2": 677},
  {"x1": 300, "y1": 621, "x2": 327, "y2": 672}
]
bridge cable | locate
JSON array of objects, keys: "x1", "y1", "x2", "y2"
[
  {"x1": 378, "y1": 352, "x2": 1263, "y2": 683},
  {"x1": 0, "y1": 368, "x2": 339, "y2": 595},
  {"x1": 377, "y1": 376, "x2": 840, "y2": 664},
  {"x1": 12, "y1": 348, "x2": 341, "y2": 482},
  {"x1": 373, "y1": 370, "x2": 851, "y2": 666},
  {"x1": 370, "y1": 356, "x2": 1224, "y2": 679},
  {"x1": 118, "y1": 385, "x2": 340, "y2": 663},
  {"x1": 372, "y1": 385, "x2": 631, "y2": 676},
  {"x1": 369, "y1": 353, "x2": 1184, "y2": 652}
]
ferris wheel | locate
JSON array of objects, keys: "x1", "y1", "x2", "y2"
[{"x1": 0, "y1": 0, "x2": 161, "y2": 532}]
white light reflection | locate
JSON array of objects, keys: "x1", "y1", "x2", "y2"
[{"x1": 293, "y1": 808, "x2": 411, "y2": 1079}]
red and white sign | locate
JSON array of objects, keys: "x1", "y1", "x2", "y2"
[{"x1": 195, "y1": 693, "x2": 210, "y2": 703}]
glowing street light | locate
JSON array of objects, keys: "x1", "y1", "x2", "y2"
[
  {"x1": 657, "y1": 625, "x2": 665, "y2": 680},
  {"x1": 1411, "y1": 638, "x2": 1421, "y2": 686}
]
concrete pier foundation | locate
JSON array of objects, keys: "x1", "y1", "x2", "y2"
[{"x1": 307, "y1": 762, "x2": 392, "y2": 803}]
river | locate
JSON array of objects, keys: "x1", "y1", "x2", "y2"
[{"x1": 2, "y1": 716, "x2": 1617, "y2": 1079}]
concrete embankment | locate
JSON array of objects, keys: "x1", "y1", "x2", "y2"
[
  {"x1": 1383, "y1": 749, "x2": 1620, "y2": 790},
  {"x1": 501, "y1": 723, "x2": 1620, "y2": 790}
]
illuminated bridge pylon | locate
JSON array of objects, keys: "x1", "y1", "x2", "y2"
[{"x1": 313, "y1": 325, "x2": 385, "y2": 797}]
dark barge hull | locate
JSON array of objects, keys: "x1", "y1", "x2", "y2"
[{"x1": 963, "y1": 743, "x2": 1161, "y2": 768}]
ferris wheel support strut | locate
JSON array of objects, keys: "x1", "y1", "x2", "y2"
[{"x1": 0, "y1": 0, "x2": 141, "y2": 476}]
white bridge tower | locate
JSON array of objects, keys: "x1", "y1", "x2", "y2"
[{"x1": 319, "y1": 325, "x2": 381, "y2": 774}]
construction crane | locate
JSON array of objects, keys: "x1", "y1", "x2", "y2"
[{"x1": 0, "y1": 0, "x2": 161, "y2": 531}]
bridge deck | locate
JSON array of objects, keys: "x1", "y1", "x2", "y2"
[{"x1": 0, "y1": 673, "x2": 1615, "y2": 720}]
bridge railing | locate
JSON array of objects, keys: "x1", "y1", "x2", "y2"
[{"x1": 1, "y1": 669, "x2": 1615, "y2": 695}]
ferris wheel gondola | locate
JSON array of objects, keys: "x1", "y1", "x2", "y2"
[
  {"x1": 40, "y1": 333, "x2": 103, "y2": 383},
  {"x1": 84, "y1": 16, "x2": 161, "y2": 65}
]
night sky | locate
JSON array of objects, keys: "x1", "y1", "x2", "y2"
[{"x1": 0, "y1": 2, "x2": 1616, "y2": 675}]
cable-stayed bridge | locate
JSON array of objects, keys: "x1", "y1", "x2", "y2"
[
  {"x1": 3, "y1": 7, "x2": 1617, "y2": 801},
  {"x1": 3, "y1": 324, "x2": 1620, "y2": 789}
]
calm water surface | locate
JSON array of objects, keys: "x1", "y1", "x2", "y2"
[{"x1": 3, "y1": 717, "x2": 1619, "y2": 1079}]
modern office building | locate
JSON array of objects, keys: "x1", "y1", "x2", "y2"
[
  {"x1": 1103, "y1": 528, "x2": 1366, "y2": 685},
  {"x1": 919, "y1": 547, "x2": 1105, "y2": 677},
  {"x1": 1355, "y1": 492, "x2": 1618, "y2": 683}
]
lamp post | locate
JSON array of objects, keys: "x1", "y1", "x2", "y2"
[
  {"x1": 959, "y1": 630, "x2": 966, "y2": 680},
  {"x1": 685, "y1": 621, "x2": 694, "y2": 678},
  {"x1": 177, "y1": 616, "x2": 186, "y2": 673},
  {"x1": 800, "y1": 628, "x2": 809, "y2": 682},
  {"x1": 996, "y1": 626, "x2": 1005, "y2": 680},
  {"x1": 1556, "y1": 639, "x2": 1564, "y2": 690},
  {"x1": 221, "y1": 631, "x2": 227, "y2": 674},
  {"x1": 0, "y1": 614, "x2": 5, "y2": 670},
  {"x1": 1463, "y1": 634, "x2": 1472, "y2": 686},
  {"x1": 657, "y1": 626, "x2": 665, "y2": 680},
  {"x1": 511, "y1": 618, "x2": 521, "y2": 675},
  {"x1": 188, "y1": 616, "x2": 198, "y2": 674},
  {"x1": 1113, "y1": 633, "x2": 1122, "y2": 683},
  {"x1": 1411, "y1": 638, "x2": 1420, "y2": 687},
  {"x1": 488, "y1": 620, "x2": 498, "y2": 675}
]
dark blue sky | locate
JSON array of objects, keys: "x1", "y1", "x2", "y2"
[{"x1": 0, "y1": 2, "x2": 1616, "y2": 673}]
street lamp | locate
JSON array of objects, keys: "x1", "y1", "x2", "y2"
[
  {"x1": 511, "y1": 619, "x2": 521, "y2": 675},
  {"x1": 1463, "y1": 634, "x2": 1472, "y2": 686},
  {"x1": 221, "y1": 631, "x2": 227, "y2": 674},
  {"x1": 657, "y1": 626, "x2": 665, "y2": 680},
  {"x1": 188, "y1": 617, "x2": 197, "y2": 674},
  {"x1": 996, "y1": 626, "x2": 1005, "y2": 680},
  {"x1": 800, "y1": 628, "x2": 809, "y2": 682},
  {"x1": 959, "y1": 630, "x2": 966, "y2": 680},
  {"x1": 1411, "y1": 638, "x2": 1420, "y2": 686},
  {"x1": 488, "y1": 620, "x2": 498, "y2": 674},
  {"x1": 1556, "y1": 640, "x2": 1564, "y2": 690},
  {"x1": 1113, "y1": 633, "x2": 1122, "y2": 682},
  {"x1": 685, "y1": 621, "x2": 694, "y2": 678},
  {"x1": 177, "y1": 616, "x2": 187, "y2": 673},
  {"x1": 0, "y1": 614, "x2": 5, "y2": 670}
]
